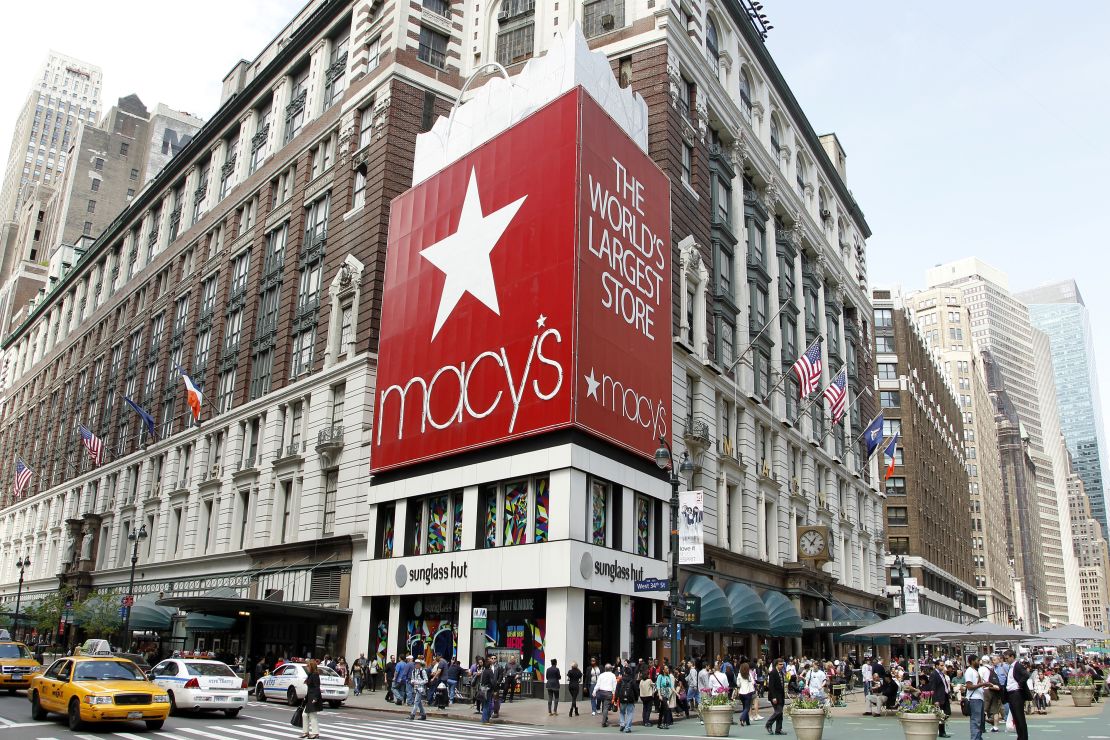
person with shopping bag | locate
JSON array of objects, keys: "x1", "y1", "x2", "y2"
[{"x1": 294, "y1": 659, "x2": 323, "y2": 739}]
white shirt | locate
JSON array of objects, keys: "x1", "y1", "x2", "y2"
[
  {"x1": 736, "y1": 674, "x2": 756, "y2": 695},
  {"x1": 862, "y1": 663, "x2": 873, "y2": 682},
  {"x1": 807, "y1": 669, "x2": 828, "y2": 695},
  {"x1": 1005, "y1": 663, "x2": 1019, "y2": 692},
  {"x1": 964, "y1": 666, "x2": 984, "y2": 700},
  {"x1": 593, "y1": 670, "x2": 617, "y2": 695}
]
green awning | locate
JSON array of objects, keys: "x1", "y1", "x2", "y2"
[
  {"x1": 129, "y1": 600, "x2": 176, "y2": 631},
  {"x1": 723, "y1": 583, "x2": 771, "y2": 634},
  {"x1": 185, "y1": 613, "x2": 237, "y2": 632},
  {"x1": 683, "y1": 575, "x2": 732, "y2": 632},
  {"x1": 761, "y1": 590, "x2": 802, "y2": 637}
]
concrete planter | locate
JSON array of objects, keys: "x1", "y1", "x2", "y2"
[
  {"x1": 899, "y1": 712, "x2": 940, "y2": 740},
  {"x1": 701, "y1": 704, "x2": 733, "y2": 737},
  {"x1": 788, "y1": 708, "x2": 826, "y2": 740},
  {"x1": 1070, "y1": 685, "x2": 1094, "y2": 707}
]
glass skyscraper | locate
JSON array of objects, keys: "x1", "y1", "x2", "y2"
[{"x1": 1018, "y1": 280, "x2": 1109, "y2": 538}]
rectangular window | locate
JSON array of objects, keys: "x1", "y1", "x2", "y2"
[
  {"x1": 878, "y1": 363, "x2": 897, "y2": 380},
  {"x1": 201, "y1": 274, "x2": 218, "y2": 314},
  {"x1": 880, "y1": 390, "x2": 899, "y2": 407},
  {"x1": 583, "y1": 0, "x2": 625, "y2": 37},
  {"x1": 90, "y1": 178, "x2": 100, "y2": 191},
  {"x1": 352, "y1": 170, "x2": 367, "y2": 209},
  {"x1": 874, "y1": 308, "x2": 893, "y2": 329},
  {"x1": 94, "y1": 157, "x2": 104, "y2": 171},
  {"x1": 534, "y1": 477, "x2": 549, "y2": 543},
  {"x1": 323, "y1": 35, "x2": 350, "y2": 109},
  {"x1": 882, "y1": 419, "x2": 901, "y2": 437},
  {"x1": 497, "y1": 24, "x2": 535, "y2": 67},
  {"x1": 322, "y1": 471, "x2": 338, "y2": 536},
  {"x1": 285, "y1": 67, "x2": 309, "y2": 145},
  {"x1": 120, "y1": 142, "x2": 129, "y2": 156},
  {"x1": 590, "y1": 478, "x2": 608, "y2": 546},
  {"x1": 87, "y1": 199, "x2": 96, "y2": 213},
  {"x1": 887, "y1": 506, "x2": 909, "y2": 526},
  {"x1": 230, "y1": 250, "x2": 250, "y2": 294},
  {"x1": 681, "y1": 143, "x2": 692, "y2": 184},
  {"x1": 217, "y1": 369, "x2": 235, "y2": 412},
  {"x1": 418, "y1": 27, "x2": 448, "y2": 69},
  {"x1": 888, "y1": 536, "x2": 910, "y2": 555},
  {"x1": 875, "y1": 335, "x2": 895, "y2": 353},
  {"x1": 503, "y1": 481, "x2": 528, "y2": 546}
]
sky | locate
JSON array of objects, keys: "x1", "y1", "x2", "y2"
[
  {"x1": 1, "y1": 1, "x2": 1108, "y2": 429},
  {"x1": 764, "y1": 1, "x2": 1110, "y2": 432}
]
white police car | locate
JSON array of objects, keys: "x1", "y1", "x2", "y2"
[
  {"x1": 255, "y1": 662, "x2": 348, "y2": 707},
  {"x1": 149, "y1": 658, "x2": 248, "y2": 716}
]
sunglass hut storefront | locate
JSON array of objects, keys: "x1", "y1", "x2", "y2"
[{"x1": 360, "y1": 82, "x2": 675, "y2": 680}]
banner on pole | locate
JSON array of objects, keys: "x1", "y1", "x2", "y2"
[
  {"x1": 903, "y1": 577, "x2": 921, "y2": 613},
  {"x1": 678, "y1": 489, "x2": 704, "y2": 565}
]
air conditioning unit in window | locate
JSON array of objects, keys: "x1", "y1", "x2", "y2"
[
  {"x1": 497, "y1": 9, "x2": 510, "y2": 20},
  {"x1": 601, "y1": 13, "x2": 615, "y2": 29}
]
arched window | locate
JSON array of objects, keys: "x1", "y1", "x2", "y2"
[
  {"x1": 738, "y1": 68, "x2": 753, "y2": 120},
  {"x1": 796, "y1": 156, "x2": 806, "y2": 195},
  {"x1": 706, "y1": 17, "x2": 720, "y2": 67},
  {"x1": 769, "y1": 115, "x2": 781, "y2": 153},
  {"x1": 496, "y1": 0, "x2": 535, "y2": 66},
  {"x1": 819, "y1": 190, "x2": 830, "y2": 220}
]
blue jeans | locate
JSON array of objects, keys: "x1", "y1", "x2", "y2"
[
  {"x1": 446, "y1": 678, "x2": 458, "y2": 702},
  {"x1": 353, "y1": 674, "x2": 363, "y2": 695},
  {"x1": 739, "y1": 692, "x2": 753, "y2": 723},
  {"x1": 969, "y1": 697, "x2": 984, "y2": 740},
  {"x1": 410, "y1": 687, "x2": 426, "y2": 718},
  {"x1": 394, "y1": 681, "x2": 409, "y2": 705},
  {"x1": 619, "y1": 702, "x2": 636, "y2": 730},
  {"x1": 481, "y1": 692, "x2": 495, "y2": 722}
]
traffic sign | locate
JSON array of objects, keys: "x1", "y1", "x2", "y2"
[
  {"x1": 118, "y1": 606, "x2": 127, "y2": 619},
  {"x1": 121, "y1": 595, "x2": 134, "y2": 608},
  {"x1": 634, "y1": 578, "x2": 669, "y2": 592}
]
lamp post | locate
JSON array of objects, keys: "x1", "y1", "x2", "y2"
[
  {"x1": 121, "y1": 525, "x2": 148, "y2": 650},
  {"x1": 13, "y1": 555, "x2": 30, "y2": 642},
  {"x1": 655, "y1": 437, "x2": 692, "y2": 669},
  {"x1": 955, "y1": 587, "x2": 965, "y2": 624}
]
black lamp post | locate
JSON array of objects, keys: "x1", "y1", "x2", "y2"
[
  {"x1": 121, "y1": 524, "x2": 148, "y2": 650},
  {"x1": 13, "y1": 555, "x2": 30, "y2": 642},
  {"x1": 654, "y1": 437, "x2": 692, "y2": 669}
]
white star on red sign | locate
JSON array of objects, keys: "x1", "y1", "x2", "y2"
[{"x1": 420, "y1": 168, "x2": 527, "y2": 339}]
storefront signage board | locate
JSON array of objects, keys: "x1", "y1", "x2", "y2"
[
  {"x1": 372, "y1": 87, "x2": 671, "y2": 472},
  {"x1": 903, "y1": 577, "x2": 921, "y2": 613}
]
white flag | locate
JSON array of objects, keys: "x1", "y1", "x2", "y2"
[{"x1": 678, "y1": 489, "x2": 704, "y2": 565}]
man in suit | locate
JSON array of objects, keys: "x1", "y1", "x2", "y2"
[
  {"x1": 1003, "y1": 650, "x2": 1032, "y2": 740},
  {"x1": 926, "y1": 658, "x2": 953, "y2": 738},
  {"x1": 765, "y1": 657, "x2": 787, "y2": 736}
]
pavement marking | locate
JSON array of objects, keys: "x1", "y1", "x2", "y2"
[
  {"x1": 152, "y1": 732, "x2": 195, "y2": 740},
  {"x1": 178, "y1": 728, "x2": 241, "y2": 739}
]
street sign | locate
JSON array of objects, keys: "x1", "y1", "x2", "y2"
[
  {"x1": 118, "y1": 606, "x2": 127, "y2": 619},
  {"x1": 121, "y1": 595, "x2": 134, "y2": 608},
  {"x1": 472, "y1": 607, "x2": 487, "y2": 629},
  {"x1": 672, "y1": 608, "x2": 688, "y2": 622},
  {"x1": 634, "y1": 578, "x2": 669, "y2": 592},
  {"x1": 646, "y1": 623, "x2": 672, "y2": 640}
]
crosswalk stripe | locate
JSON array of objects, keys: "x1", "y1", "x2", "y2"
[
  {"x1": 209, "y1": 724, "x2": 287, "y2": 740},
  {"x1": 178, "y1": 728, "x2": 244, "y2": 739},
  {"x1": 112, "y1": 734, "x2": 150, "y2": 740},
  {"x1": 153, "y1": 732, "x2": 196, "y2": 740},
  {"x1": 251, "y1": 722, "x2": 305, "y2": 736}
]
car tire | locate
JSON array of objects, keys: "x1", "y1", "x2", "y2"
[
  {"x1": 168, "y1": 691, "x2": 178, "y2": 715},
  {"x1": 225, "y1": 708, "x2": 241, "y2": 718},
  {"x1": 146, "y1": 719, "x2": 165, "y2": 730},
  {"x1": 256, "y1": 684, "x2": 267, "y2": 702},
  {"x1": 67, "y1": 698, "x2": 83, "y2": 731},
  {"x1": 30, "y1": 692, "x2": 48, "y2": 721},
  {"x1": 287, "y1": 687, "x2": 299, "y2": 706},
  {"x1": 7, "y1": 688, "x2": 15, "y2": 695},
  {"x1": 328, "y1": 701, "x2": 342, "y2": 708}
]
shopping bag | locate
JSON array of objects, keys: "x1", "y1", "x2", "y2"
[{"x1": 290, "y1": 704, "x2": 304, "y2": 727}]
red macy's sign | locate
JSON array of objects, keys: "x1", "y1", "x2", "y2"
[{"x1": 371, "y1": 87, "x2": 671, "y2": 472}]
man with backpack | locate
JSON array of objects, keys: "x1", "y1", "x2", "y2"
[
  {"x1": 409, "y1": 658, "x2": 429, "y2": 721},
  {"x1": 617, "y1": 666, "x2": 639, "y2": 733},
  {"x1": 478, "y1": 658, "x2": 498, "y2": 724}
]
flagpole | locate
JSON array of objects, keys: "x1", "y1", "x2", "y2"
[
  {"x1": 851, "y1": 411, "x2": 885, "y2": 448},
  {"x1": 791, "y1": 363, "x2": 846, "y2": 428},
  {"x1": 726, "y1": 296, "x2": 797, "y2": 379},
  {"x1": 760, "y1": 335, "x2": 825, "y2": 406}
]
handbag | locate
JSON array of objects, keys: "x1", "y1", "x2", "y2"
[
  {"x1": 960, "y1": 697, "x2": 970, "y2": 716},
  {"x1": 290, "y1": 704, "x2": 304, "y2": 726}
]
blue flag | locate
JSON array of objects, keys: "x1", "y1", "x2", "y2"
[
  {"x1": 863, "y1": 411, "x2": 884, "y2": 457},
  {"x1": 123, "y1": 396, "x2": 158, "y2": 441}
]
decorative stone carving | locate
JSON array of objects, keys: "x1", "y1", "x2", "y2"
[
  {"x1": 750, "y1": 100, "x2": 765, "y2": 124},
  {"x1": 764, "y1": 180, "x2": 780, "y2": 213},
  {"x1": 730, "y1": 136, "x2": 749, "y2": 171},
  {"x1": 679, "y1": 117, "x2": 698, "y2": 147},
  {"x1": 718, "y1": 49, "x2": 733, "y2": 75},
  {"x1": 695, "y1": 97, "x2": 709, "y2": 141},
  {"x1": 667, "y1": 55, "x2": 683, "y2": 111},
  {"x1": 373, "y1": 94, "x2": 391, "y2": 140}
]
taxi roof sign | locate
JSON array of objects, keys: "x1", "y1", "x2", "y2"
[
  {"x1": 82, "y1": 638, "x2": 113, "y2": 656},
  {"x1": 0, "y1": 628, "x2": 10, "y2": 640}
]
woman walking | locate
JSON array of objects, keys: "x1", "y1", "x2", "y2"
[
  {"x1": 567, "y1": 661, "x2": 583, "y2": 716},
  {"x1": 656, "y1": 664, "x2": 676, "y2": 729},
  {"x1": 300, "y1": 659, "x2": 323, "y2": 739},
  {"x1": 546, "y1": 659, "x2": 562, "y2": 716},
  {"x1": 639, "y1": 671, "x2": 656, "y2": 726},
  {"x1": 736, "y1": 661, "x2": 756, "y2": 726}
]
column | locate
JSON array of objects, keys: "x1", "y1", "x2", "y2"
[
  {"x1": 387, "y1": 596, "x2": 402, "y2": 661},
  {"x1": 269, "y1": 78, "x2": 293, "y2": 157},
  {"x1": 457, "y1": 592, "x2": 474, "y2": 664},
  {"x1": 306, "y1": 38, "x2": 330, "y2": 122},
  {"x1": 233, "y1": 113, "x2": 254, "y2": 184},
  {"x1": 717, "y1": 471, "x2": 729, "y2": 549}
]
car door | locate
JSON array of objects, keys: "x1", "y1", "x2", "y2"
[
  {"x1": 39, "y1": 659, "x2": 72, "y2": 712},
  {"x1": 150, "y1": 660, "x2": 177, "y2": 692}
]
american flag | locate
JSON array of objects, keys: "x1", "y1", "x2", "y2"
[
  {"x1": 78, "y1": 424, "x2": 104, "y2": 466},
  {"x1": 790, "y1": 338, "x2": 824, "y2": 397},
  {"x1": 13, "y1": 457, "x2": 32, "y2": 500},
  {"x1": 823, "y1": 367, "x2": 848, "y2": 424}
]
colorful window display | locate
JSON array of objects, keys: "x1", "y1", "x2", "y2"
[
  {"x1": 380, "y1": 509, "x2": 394, "y2": 558},
  {"x1": 635, "y1": 494, "x2": 649, "y2": 556},
  {"x1": 534, "y1": 477, "x2": 549, "y2": 542},
  {"x1": 402, "y1": 594, "x2": 458, "y2": 664},
  {"x1": 591, "y1": 478, "x2": 608, "y2": 545},
  {"x1": 427, "y1": 495, "x2": 449, "y2": 553},
  {"x1": 452, "y1": 493, "x2": 463, "y2": 551},
  {"x1": 503, "y1": 481, "x2": 528, "y2": 546},
  {"x1": 375, "y1": 619, "x2": 388, "y2": 667},
  {"x1": 477, "y1": 591, "x2": 546, "y2": 676},
  {"x1": 483, "y1": 488, "x2": 497, "y2": 548}
]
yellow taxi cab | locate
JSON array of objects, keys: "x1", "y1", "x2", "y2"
[
  {"x1": 28, "y1": 642, "x2": 170, "y2": 731},
  {"x1": 0, "y1": 630, "x2": 43, "y2": 693}
]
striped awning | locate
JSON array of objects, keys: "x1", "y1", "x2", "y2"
[
  {"x1": 761, "y1": 590, "x2": 803, "y2": 637},
  {"x1": 185, "y1": 613, "x2": 237, "y2": 632},
  {"x1": 723, "y1": 582, "x2": 771, "y2": 634},
  {"x1": 128, "y1": 599, "x2": 176, "y2": 631},
  {"x1": 683, "y1": 575, "x2": 732, "y2": 632}
]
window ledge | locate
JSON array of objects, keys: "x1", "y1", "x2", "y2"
[
  {"x1": 681, "y1": 179, "x2": 699, "y2": 201},
  {"x1": 343, "y1": 203, "x2": 365, "y2": 221}
]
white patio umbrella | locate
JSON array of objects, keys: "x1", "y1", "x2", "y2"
[
  {"x1": 1035, "y1": 624, "x2": 1110, "y2": 660},
  {"x1": 840, "y1": 612, "x2": 971, "y2": 661},
  {"x1": 929, "y1": 621, "x2": 1034, "y2": 642}
]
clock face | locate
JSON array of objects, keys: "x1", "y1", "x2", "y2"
[{"x1": 800, "y1": 530, "x2": 826, "y2": 557}]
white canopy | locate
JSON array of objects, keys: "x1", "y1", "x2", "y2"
[
  {"x1": 839, "y1": 612, "x2": 969, "y2": 638},
  {"x1": 1037, "y1": 624, "x2": 1110, "y2": 643}
]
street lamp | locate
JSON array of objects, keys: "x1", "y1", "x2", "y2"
[
  {"x1": 655, "y1": 437, "x2": 693, "y2": 669},
  {"x1": 121, "y1": 525, "x2": 148, "y2": 650},
  {"x1": 13, "y1": 555, "x2": 30, "y2": 642}
]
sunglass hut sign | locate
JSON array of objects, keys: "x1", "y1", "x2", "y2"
[{"x1": 372, "y1": 88, "x2": 672, "y2": 472}]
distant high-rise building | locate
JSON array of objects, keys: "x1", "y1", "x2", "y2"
[
  {"x1": 1067, "y1": 469, "x2": 1109, "y2": 632},
  {"x1": 0, "y1": 51, "x2": 102, "y2": 227},
  {"x1": 927, "y1": 258, "x2": 1081, "y2": 628},
  {"x1": 904, "y1": 287, "x2": 1014, "y2": 623},
  {"x1": 1017, "y1": 280, "x2": 1110, "y2": 539}
]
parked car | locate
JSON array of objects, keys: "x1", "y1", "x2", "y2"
[
  {"x1": 150, "y1": 657, "x2": 248, "y2": 717},
  {"x1": 255, "y1": 661, "x2": 348, "y2": 707}
]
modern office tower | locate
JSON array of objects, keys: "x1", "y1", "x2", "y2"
[
  {"x1": 903, "y1": 287, "x2": 1014, "y2": 622},
  {"x1": 927, "y1": 258, "x2": 1081, "y2": 627},
  {"x1": 1018, "y1": 280, "x2": 1109, "y2": 539},
  {"x1": 871, "y1": 289, "x2": 977, "y2": 624}
]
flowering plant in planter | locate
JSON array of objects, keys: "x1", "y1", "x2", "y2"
[
  {"x1": 786, "y1": 688, "x2": 833, "y2": 718},
  {"x1": 1066, "y1": 672, "x2": 1094, "y2": 687},
  {"x1": 699, "y1": 686, "x2": 734, "y2": 707},
  {"x1": 896, "y1": 690, "x2": 946, "y2": 720}
]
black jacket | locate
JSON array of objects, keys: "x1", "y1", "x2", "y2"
[
  {"x1": 926, "y1": 669, "x2": 950, "y2": 705},
  {"x1": 304, "y1": 671, "x2": 323, "y2": 712},
  {"x1": 1010, "y1": 661, "x2": 1033, "y2": 701},
  {"x1": 880, "y1": 677, "x2": 899, "y2": 708},
  {"x1": 567, "y1": 666, "x2": 583, "y2": 686},
  {"x1": 767, "y1": 669, "x2": 786, "y2": 704},
  {"x1": 546, "y1": 666, "x2": 562, "y2": 690}
]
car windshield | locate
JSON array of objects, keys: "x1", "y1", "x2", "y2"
[
  {"x1": 75, "y1": 660, "x2": 146, "y2": 681},
  {"x1": 0, "y1": 644, "x2": 31, "y2": 659},
  {"x1": 186, "y1": 662, "x2": 237, "y2": 677},
  {"x1": 318, "y1": 665, "x2": 339, "y2": 677}
]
